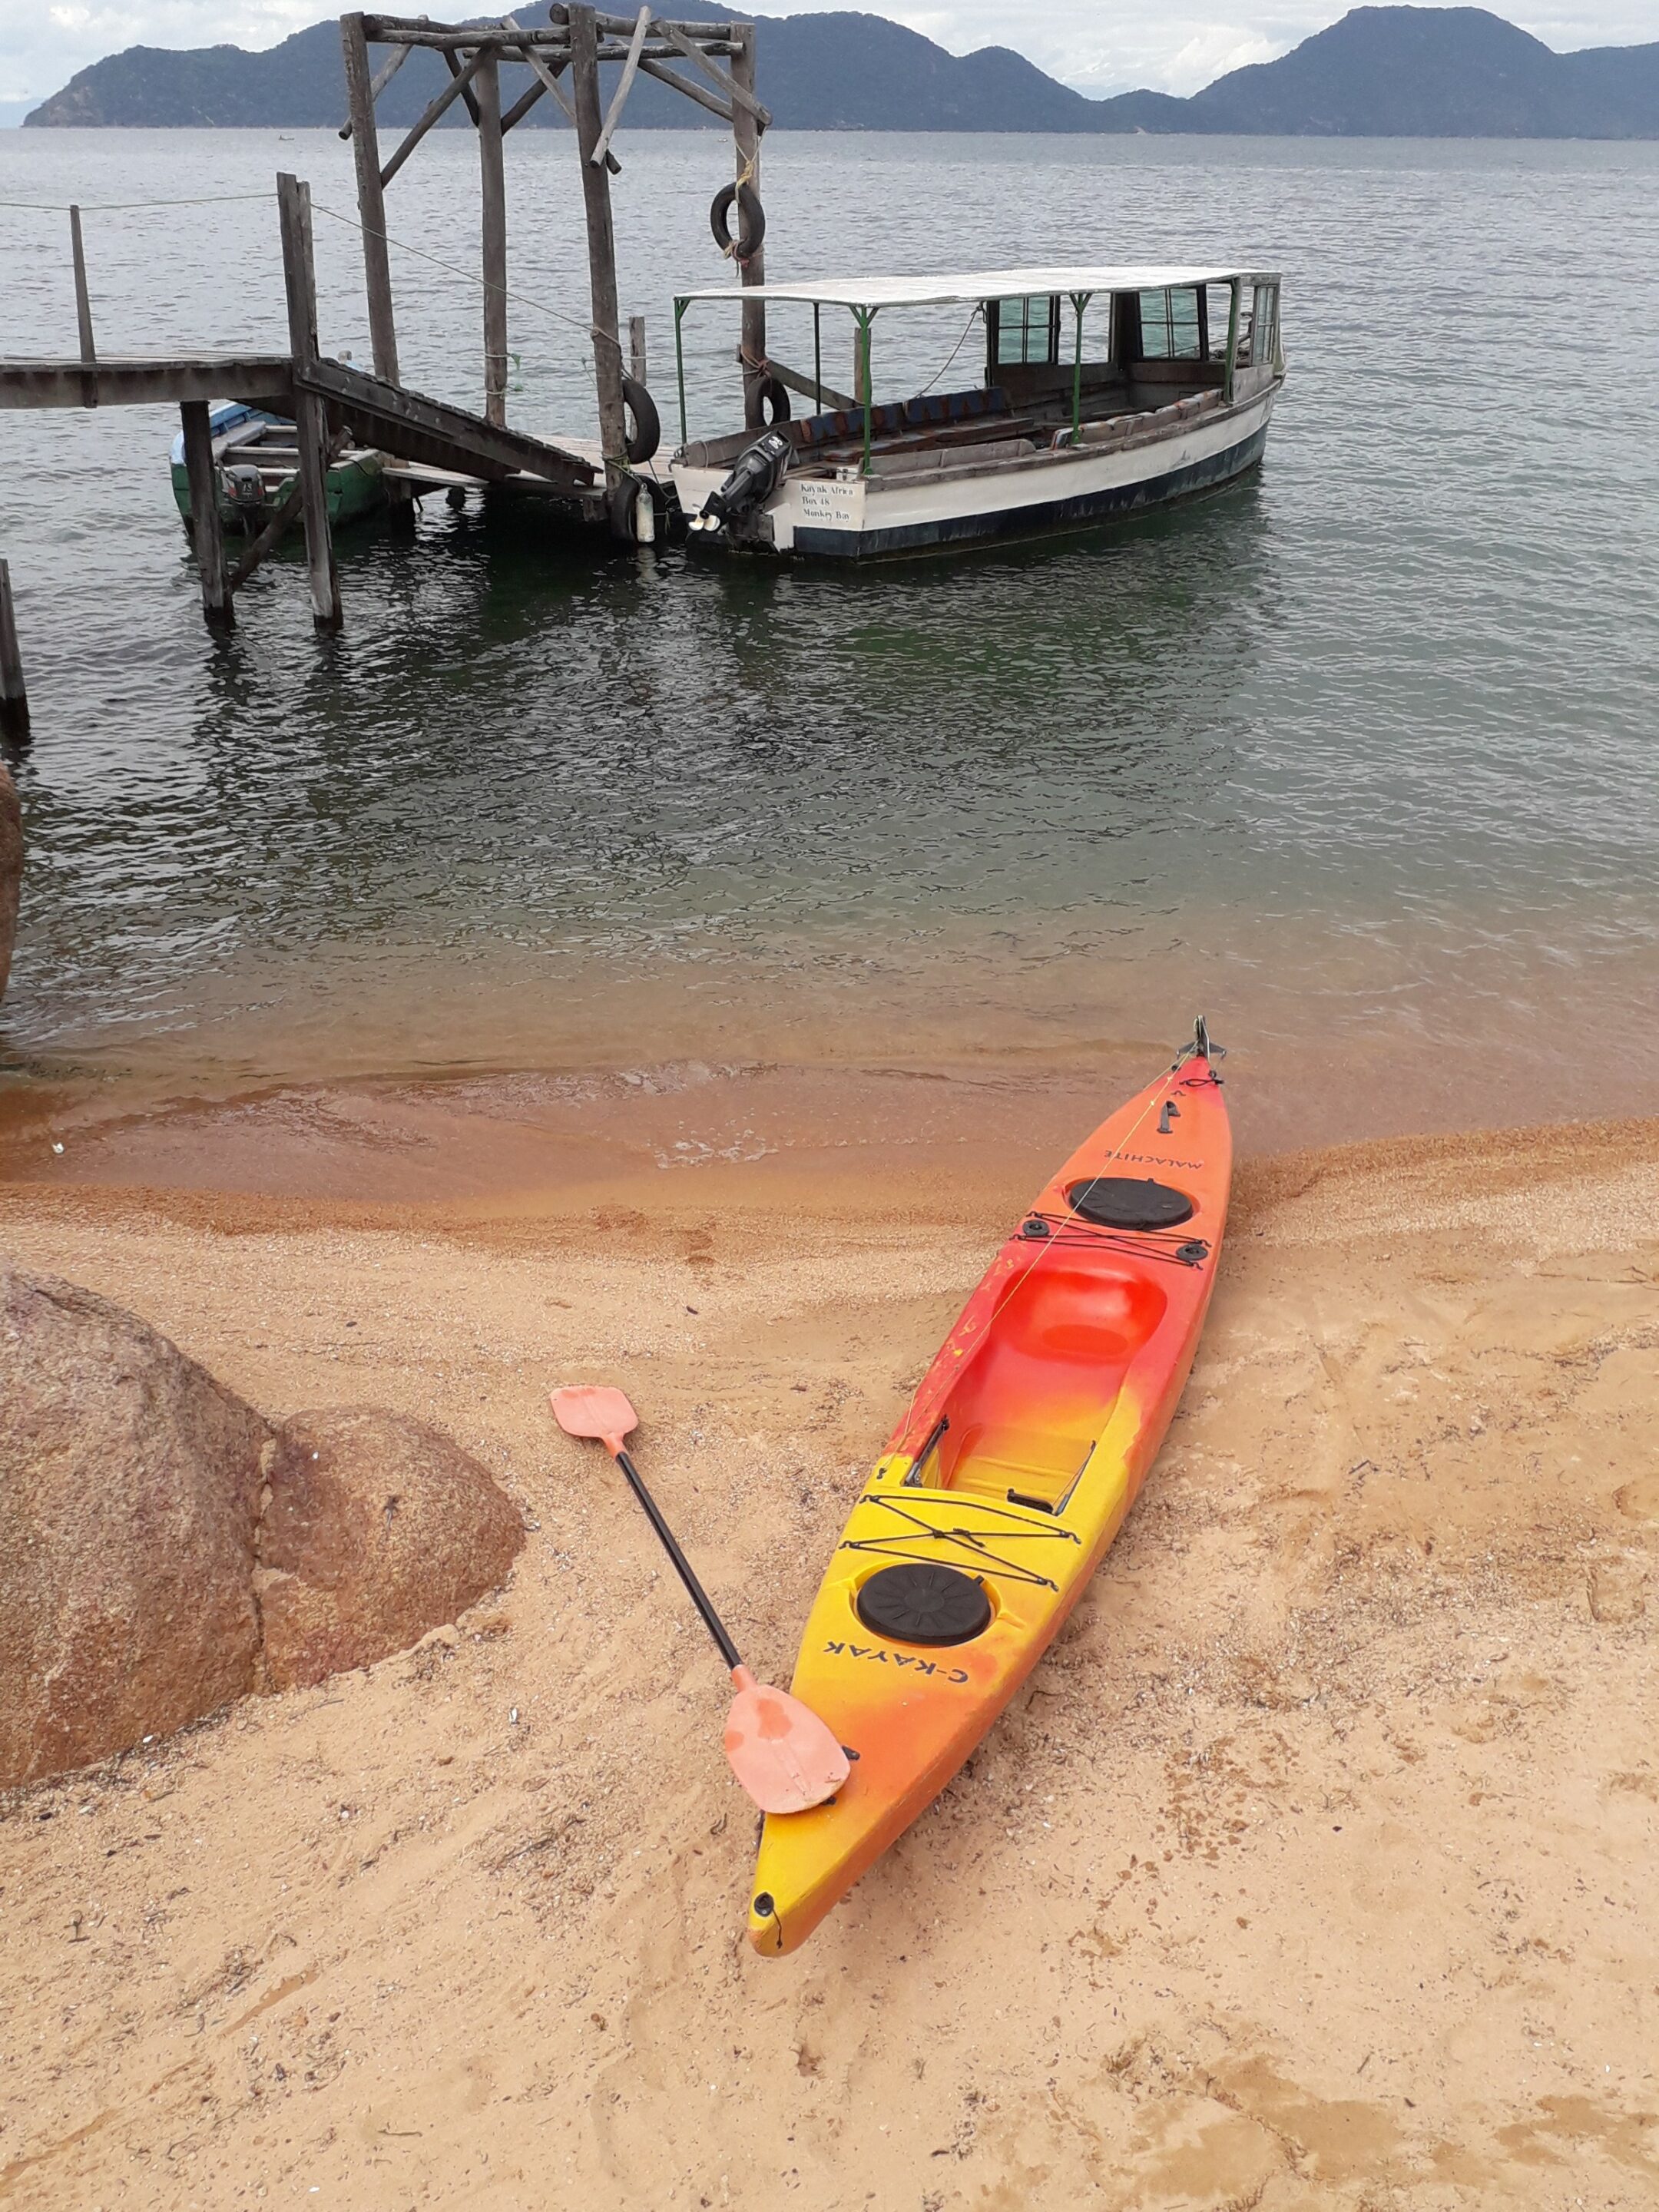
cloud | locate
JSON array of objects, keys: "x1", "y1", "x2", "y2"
[
  {"x1": 1061, "y1": 22, "x2": 1285, "y2": 97},
  {"x1": 3, "y1": 0, "x2": 1656, "y2": 110}
]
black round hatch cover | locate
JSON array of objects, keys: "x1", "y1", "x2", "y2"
[
  {"x1": 1066, "y1": 1176, "x2": 1194, "y2": 1230},
  {"x1": 855, "y1": 1563, "x2": 992, "y2": 1647}
]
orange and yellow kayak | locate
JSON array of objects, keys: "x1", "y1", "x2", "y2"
[{"x1": 749, "y1": 1022, "x2": 1232, "y2": 1955}]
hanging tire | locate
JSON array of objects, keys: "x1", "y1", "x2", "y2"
[
  {"x1": 621, "y1": 375, "x2": 660, "y2": 466},
  {"x1": 710, "y1": 180, "x2": 765, "y2": 261},
  {"x1": 608, "y1": 472, "x2": 670, "y2": 546},
  {"x1": 757, "y1": 374, "x2": 790, "y2": 426}
]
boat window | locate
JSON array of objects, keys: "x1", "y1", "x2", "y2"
[
  {"x1": 988, "y1": 295, "x2": 1061, "y2": 367},
  {"x1": 1137, "y1": 287, "x2": 1203, "y2": 361},
  {"x1": 1252, "y1": 281, "x2": 1279, "y2": 367}
]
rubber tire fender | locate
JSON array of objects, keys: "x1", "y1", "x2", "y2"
[
  {"x1": 710, "y1": 180, "x2": 765, "y2": 261},
  {"x1": 608, "y1": 472, "x2": 671, "y2": 545},
  {"x1": 754, "y1": 374, "x2": 790, "y2": 427},
  {"x1": 620, "y1": 374, "x2": 661, "y2": 466}
]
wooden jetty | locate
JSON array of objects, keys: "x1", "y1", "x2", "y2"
[
  {"x1": 0, "y1": 6, "x2": 771, "y2": 640},
  {"x1": 0, "y1": 176, "x2": 597, "y2": 632},
  {"x1": 338, "y1": 8, "x2": 772, "y2": 502}
]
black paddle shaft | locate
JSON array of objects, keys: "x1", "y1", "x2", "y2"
[{"x1": 614, "y1": 1448, "x2": 743, "y2": 1674}]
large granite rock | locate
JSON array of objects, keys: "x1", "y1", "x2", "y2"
[
  {"x1": 257, "y1": 1407, "x2": 525, "y2": 1692},
  {"x1": 0, "y1": 1260, "x2": 269, "y2": 1787},
  {"x1": 0, "y1": 1266, "x2": 528, "y2": 1786},
  {"x1": 0, "y1": 764, "x2": 20, "y2": 1005}
]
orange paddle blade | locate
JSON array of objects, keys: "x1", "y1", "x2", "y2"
[
  {"x1": 724, "y1": 1666, "x2": 850, "y2": 1815},
  {"x1": 551, "y1": 1385, "x2": 638, "y2": 1453}
]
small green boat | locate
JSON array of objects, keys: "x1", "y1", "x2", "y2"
[{"x1": 169, "y1": 402, "x2": 386, "y2": 533}]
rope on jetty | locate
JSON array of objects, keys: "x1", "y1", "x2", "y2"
[
  {"x1": 0, "y1": 194, "x2": 273, "y2": 213},
  {"x1": 0, "y1": 189, "x2": 633, "y2": 361}
]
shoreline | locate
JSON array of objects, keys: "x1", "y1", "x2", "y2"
[
  {"x1": 5, "y1": 1082, "x2": 1659, "y2": 1233},
  {"x1": 7, "y1": 1023, "x2": 1659, "y2": 1223},
  {"x1": 2, "y1": 1111, "x2": 1657, "y2": 2204}
]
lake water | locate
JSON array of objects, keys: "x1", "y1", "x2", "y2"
[{"x1": 2, "y1": 127, "x2": 1657, "y2": 1184}]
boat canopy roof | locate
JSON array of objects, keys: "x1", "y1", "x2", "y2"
[{"x1": 675, "y1": 265, "x2": 1272, "y2": 313}]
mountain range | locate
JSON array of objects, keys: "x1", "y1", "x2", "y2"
[{"x1": 23, "y1": 5, "x2": 1659, "y2": 138}]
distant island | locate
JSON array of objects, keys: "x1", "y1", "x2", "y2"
[{"x1": 24, "y1": 5, "x2": 1659, "y2": 138}]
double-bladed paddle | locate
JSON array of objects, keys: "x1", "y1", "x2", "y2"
[{"x1": 550, "y1": 1385, "x2": 850, "y2": 1816}]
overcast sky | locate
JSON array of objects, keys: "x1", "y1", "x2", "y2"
[{"x1": 3, "y1": 0, "x2": 1654, "y2": 114}]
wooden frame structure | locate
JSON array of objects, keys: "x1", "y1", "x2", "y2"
[
  {"x1": 339, "y1": 8, "x2": 771, "y2": 487},
  {"x1": 0, "y1": 171, "x2": 599, "y2": 635}
]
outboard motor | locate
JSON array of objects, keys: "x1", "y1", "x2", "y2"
[
  {"x1": 689, "y1": 429, "x2": 790, "y2": 535},
  {"x1": 222, "y1": 462, "x2": 267, "y2": 529}
]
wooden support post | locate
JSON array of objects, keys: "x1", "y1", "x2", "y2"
[
  {"x1": 179, "y1": 401, "x2": 233, "y2": 630},
  {"x1": 654, "y1": 19, "x2": 770, "y2": 124},
  {"x1": 501, "y1": 74, "x2": 548, "y2": 133},
  {"x1": 339, "y1": 35, "x2": 412, "y2": 135},
  {"x1": 340, "y1": 14, "x2": 401, "y2": 385},
  {"x1": 502, "y1": 22, "x2": 622, "y2": 174},
  {"x1": 69, "y1": 206, "x2": 96, "y2": 366},
  {"x1": 379, "y1": 48, "x2": 490, "y2": 190},
  {"x1": 629, "y1": 313, "x2": 647, "y2": 387},
  {"x1": 0, "y1": 561, "x2": 28, "y2": 743},
  {"x1": 568, "y1": 5, "x2": 628, "y2": 498},
  {"x1": 441, "y1": 45, "x2": 484, "y2": 125},
  {"x1": 276, "y1": 173, "x2": 343, "y2": 632},
  {"x1": 68, "y1": 204, "x2": 97, "y2": 409},
  {"x1": 730, "y1": 23, "x2": 767, "y2": 429},
  {"x1": 591, "y1": 5, "x2": 651, "y2": 168},
  {"x1": 760, "y1": 355, "x2": 854, "y2": 415},
  {"x1": 635, "y1": 55, "x2": 731, "y2": 125},
  {"x1": 476, "y1": 51, "x2": 509, "y2": 428},
  {"x1": 226, "y1": 477, "x2": 305, "y2": 591}
]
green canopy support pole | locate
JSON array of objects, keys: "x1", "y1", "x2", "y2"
[
  {"x1": 1224, "y1": 280, "x2": 1240, "y2": 406},
  {"x1": 674, "y1": 296, "x2": 689, "y2": 448},
  {"x1": 1068, "y1": 290, "x2": 1089, "y2": 445},
  {"x1": 856, "y1": 309, "x2": 874, "y2": 475}
]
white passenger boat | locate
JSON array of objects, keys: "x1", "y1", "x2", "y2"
[{"x1": 667, "y1": 264, "x2": 1283, "y2": 560}]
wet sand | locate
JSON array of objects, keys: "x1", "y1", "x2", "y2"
[{"x1": 2, "y1": 1115, "x2": 1657, "y2": 2207}]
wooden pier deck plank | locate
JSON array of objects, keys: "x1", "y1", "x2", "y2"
[
  {"x1": 0, "y1": 357, "x2": 296, "y2": 411},
  {"x1": 0, "y1": 355, "x2": 599, "y2": 504},
  {"x1": 298, "y1": 359, "x2": 598, "y2": 493}
]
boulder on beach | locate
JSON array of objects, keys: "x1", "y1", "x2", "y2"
[
  {"x1": 0, "y1": 764, "x2": 20, "y2": 1005},
  {"x1": 0, "y1": 1260, "x2": 269, "y2": 1790},
  {"x1": 0, "y1": 1263, "x2": 528, "y2": 1786},
  {"x1": 257, "y1": 1406, "x2": 525, "y2": 1693}
]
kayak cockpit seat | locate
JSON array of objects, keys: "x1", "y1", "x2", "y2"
[{"x1": 945, "y1": 1422, "x2": 1091, "y2": 1511}]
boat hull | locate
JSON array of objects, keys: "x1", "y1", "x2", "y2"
[
  {"x1": 749, "y1": 1046, "x2": 1233, "y2": 1955},
  {"x1": 171, "y1": 452, "x2": 386, "y2": 532},
  {"x1": 673, "y1": 386, "x2": 1277, "y2": 562}
]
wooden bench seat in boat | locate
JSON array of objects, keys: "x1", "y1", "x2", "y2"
[
  {"x1": 803, "y1": 415, "x2": 1044, "y2": 475},
  {"x1": 791, "y1": 386, "x2": 1012, "y2": 451},
  {"x1": 866, "y1": 435, "x2": 1038, "y2": 476},
  {"x1": 1063, "y1": 391, "x2": 1221, "y2": 448}
]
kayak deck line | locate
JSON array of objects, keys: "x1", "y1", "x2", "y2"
[
  {"x1": 747, "y1": 1023, "x2": 1233, "y2": 1955},
  {"x1": 837, "y1": 1489, "x2": 1082, "y2": 1591}
]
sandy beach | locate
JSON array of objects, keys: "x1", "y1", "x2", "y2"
[{"x1": 2, "y1": 1112, "x2": 1656, "y2": 2207}]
